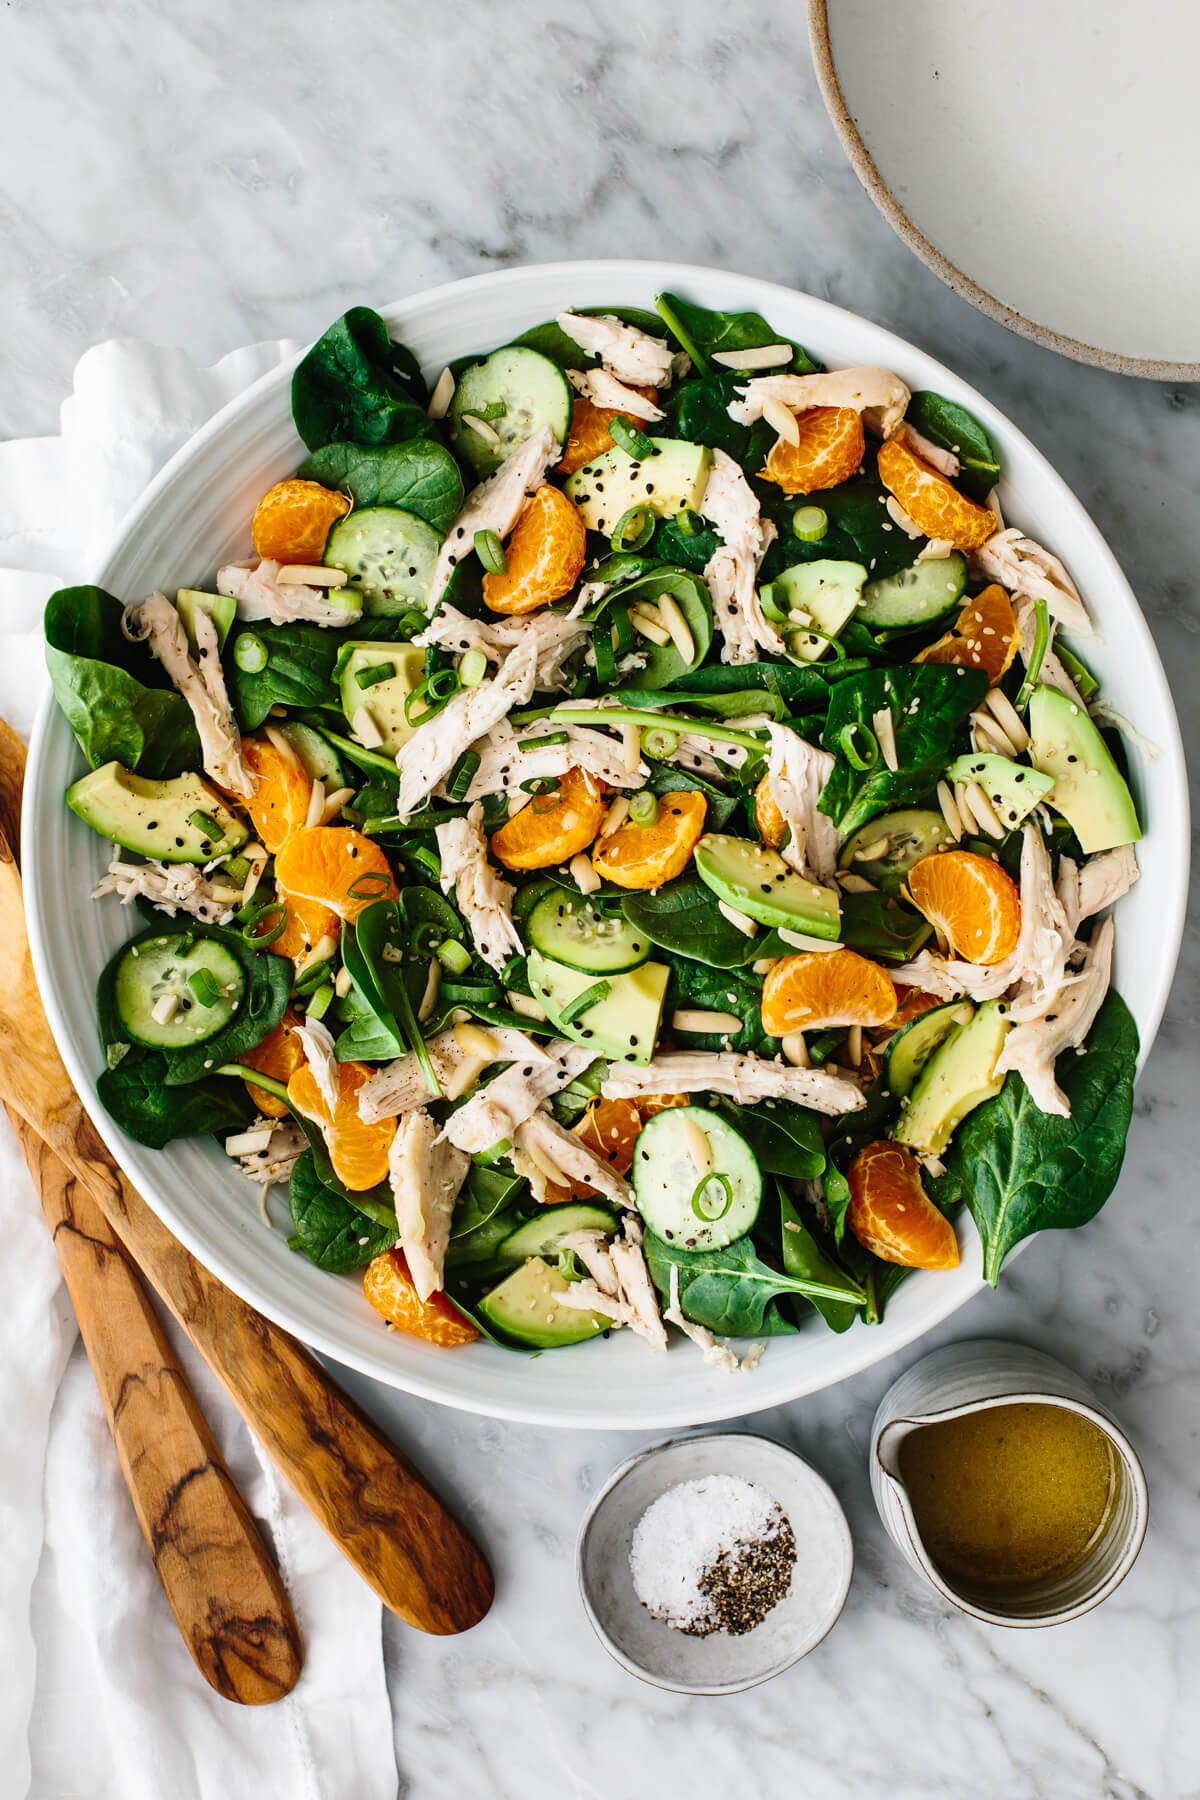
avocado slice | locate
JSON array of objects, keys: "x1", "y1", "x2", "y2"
[
  {"x1": 768, "y1": 559, "x2": 867, "y2": 662},
  {"x1": 894, "y1": 999, "x2": 1010, "y2": 1155},
  {"x1": 527, "y1": 949, "x2": 668, "y2": 1064},
  {"x1": 693, "y1": 833, "x2": 841, "y2": 938},
  {"x1": 175, "y1": 589, "x2": 236, "y2": 653},
  {"x1": 67, "y1": 762, "x2": 248, "y2": 863},
  {"x1": 477, "y1": 1256, "x2": 611, "y2": 1347},
  {"x1": 1028, "y1": 686, "x2": 1141, "y2": 853},
  {"x1": 943, "y1": 752, "x2": 1056, "y2": 833},
  {"x1": 563, "y1": 438, "x2": 713, "y2": 536},
  {"x1": 336, "y1": 642, "x2": 426, "y2": 757}
]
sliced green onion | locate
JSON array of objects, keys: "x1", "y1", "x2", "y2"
[
  {"x1": 691, "y1": 1172, "x2": 733, "y2": 1221},
  {"x1": 673, "y1": 507, "x2": 703, "y2": 537},
  {"x1": 516, "y1": 704, "x2": 768, "y2": 756},
  {"x1": 188, "y1": 809, "x2": 223, "y2": 841},
  {"x1": 355, "y1": 661, "x2": 396, "y2": 689},
  {"x1": 517, "y1": 731, "x2": 570, "y2": 750},
  {"x1": 628, "y1": 790, "x2": 658, "y2": 827},
  {"x1": 187, "y1": 967, "x2": 221, "y2": 1008},
  {"x1": 440, "y1": 979, "x2": 503, "y2": 1006},
  {"x1": 654, "y1": 293, "x2": 706, "y2": 373},
  {"x1": 758, "y1": 582, "x2": 790, "y2": 624},
  {"x1": 234, "y1": 633, "x2": 268, "y2": 673},
  {"x1": 476, "y1": 399, "x2": 507, "y2": 422},
  {"x1": 836, "y1": 721, "x2": 880, "y2": 771},
  {"x1": 436, "y1": 937, "x2": 472, "y2": 974},
  {"x1": 805, "y1": 1026, "x2": 846, "y2": 1065},
  {"x1": 593, "y1": 626, "x2": 617, "y2": 685},
  {"x1": 293, "y1": 954, "x2": 336, "y2": 995},
  {"x1": 217, "y1": 1063, "x2": 288, "y2": 1103},
  {"x1": 787, "y1": 625, "x2": 847, "y2": 662},
  {"x1": 793, "y1": 505, "x2": 829, "y2": 542},
  {"x1": 520, "y1": 775, "x2": 561, "y2": 796},
  {"x1": 346, "y1": 870, "x2": 394, "y2": 901},
  {"x1": 446, "y1": 749, "x2": 481, "y2": 802},
  {"x1": 1054, "y1": 640, "x2": 1100, "y2": 701},
  {"x1": 306, "y1": 981, "x2": 334, "y2": 1021},
  {"x1": 611, "y1": 504, "x2": 655, "y2": 552},
  {"x1": 608, "y1": 418, "x2": 655, "y2": 461},
  {"x1": 404, "y1": 667, "x2": 461, "y2": 727},
  {"x1": 610, "y1": 605, "x2": 635, "y2": 656},
  {"x1": 1015, "y1": 598, "x2": 1050, "y2": 712},
  {"x1": 241, "y1": 900, "x2": 288, "y2": 948},
  {"x1": 560, "y1": 979, "x2": 612, "y2": 1026},
  {"x1": 474, "y1": 528, "x2": 507, "y2": 576},
  {"x1": 458, "y1": 647, "x2": 489, "y2": 688},
  {"x1": 642, "y1": 726, "x2": 680, "y2": 759}
]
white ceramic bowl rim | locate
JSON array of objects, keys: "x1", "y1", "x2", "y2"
[{"x1": 24, "y1": 259, "x2": 1190, "y2": 1429}]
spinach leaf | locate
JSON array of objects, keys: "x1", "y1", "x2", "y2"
[
  {"x1": 822, "y1": 1163, "x2": 853, "y2": 1247},
  {"x1": 622, "y1": 876, "x2": 778, "y2": 968},
  {"x1": 45, "y1": 587, "x2": 201, "y2": 777},
  {"x1": 654, "y1": 293, "x2": 819, "y2": 376},
  {"x1": 510, "y1": 306, "x2": 669, "y2": 370},
  {"x1": 721, "y1": 1101, "x2": 825, "y2": 1180},
  {"x1": 644, "y1": 1230, "x2": 860, "y2": 1337},
  {"x1": 819, "y1": 663, "x2": 988, "y2": 833},
  {"x1": 596, "y1": 568, "x2": 713, "y2": 686},
  {"x1": 658, "y1": 369, "x2": 757, "y2": 461},
  {"x1": 96, "y1": 1053, "x2": 252, "y2": 1149},
  {"x1": 943, "y1": 991, "x2": 1138, "y2": 1284},
  {"x1": 228, "y1": 620, "x2": 345, "y2": 727},
  {"x1": 292, "y1": 307, "x2": 433, "y2": 452},
  {"x1": 452, "y1": 1164, "x2": 525, "y2": 1238},
  {"x1": 780, "y1": 1186, "x2": 863, "y2": 1332},
  {"x1": 631, "y1": 685, "x2": 787, "y2": 723},
  {"x1": 839, "y1": 889, "x2": 933, "y2": 963},
  {"x1": 643, "y1": 764, "x2": 742, "y2": 832},
  {"x1": 765, "y1": 476, "x2": 918, "y2": 583},
  {"x1": 288, "y1": 1150, "x2": 396, "y2": 1272},
  {"x1": 648, "y1": 512, "x2": 721, "y2": 573},
  {"x1": 297, "y1": 440, "x2": 464, "y2": 533},
  {"x1": 669, "y1": 658, "x2": 844, "y2": 712},
  {"x1": 349, "y1": 897, "x2": 442, "y2": 1095},
  {"x1": 666, "y1": 961, "x2": 773, "y2": 1054},
  {"x1": 906, "y1": 392, "x2": 1001, "y2": 502}
]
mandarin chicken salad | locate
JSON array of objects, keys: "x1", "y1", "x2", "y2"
[{"x1": 45, "y1": 294, "x2": 1144, "y2": 1366}]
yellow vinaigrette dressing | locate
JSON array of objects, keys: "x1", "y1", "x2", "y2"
[{"x1": 898, "y1": 1402, "x2": 1118, "y2": 1591}]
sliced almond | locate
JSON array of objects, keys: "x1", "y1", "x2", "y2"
[
  {"x1": 427, "y1": 366, "x2": 455, "y2": 420},
  {"x1": 671, "y1": 1009, "x2": 744, "y2": 1034},
  {"x1": 712, "y1": 344, "x2": 793, "y2": 370},
  {"x1": 761, "y1": 395, "x2": 801, "y2": 445},
  {"x1": 275, "y1": 564, "x2": 349, "y2": 586}
]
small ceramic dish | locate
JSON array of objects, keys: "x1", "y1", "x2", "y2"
[{"x1": 577, "y1": 1432, "x2": 852, "y2": 1694}]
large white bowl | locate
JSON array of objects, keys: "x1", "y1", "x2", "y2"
[{"x1": 24, "y1": 261, "x2": 1189, "y2": 1429}]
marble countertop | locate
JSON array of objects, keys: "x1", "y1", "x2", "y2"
[{"x1": 4, "y1": 3, "x2": 1197, "y2": 1795}]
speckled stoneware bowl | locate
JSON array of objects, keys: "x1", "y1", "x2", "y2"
[{"x1": 577, "y1": 1432, "x2": 853, "y2": 1694}]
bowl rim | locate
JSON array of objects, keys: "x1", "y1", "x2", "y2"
[
  {"x1": 575, "y1": 1429, "x2": 854, "y2": 1693},
  {"x1": 24, "y1": 257, "x2": 1191, "y2": 1427}
]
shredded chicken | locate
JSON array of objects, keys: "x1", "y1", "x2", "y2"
[
  {"x1": 555, "y1": 311, "x2": 676, "y2": 387},
  {"x1": 557, "y1": 1215, "x2": 668, "y2": 1349},
  {"x1": 434, "y1": 802, "x2": 523, "y2": 975},
  {"x1": 665, "y1": 1265, "x2": 762, "y2": 1373},
  {"x1": 974, "y1": 529, "x2": 1093, "y2": 636},
  {"x1": 1056, "y1": 846, "x2": 1139, "y2": 936},
  {"x1": 512, "y1": 1109, "x2": 635, "y2": 1208},
  {"x1": 387, "y1": 1108, "x2": 468, "y2": 1302},
  {"x1": 887, "y1": 949, "x2": 1011, "y2": 1003},
  {"x1": 126, "y1": 591, "x2": 253, "y2": 796},
  {"x1": 293, "y1": 1015, "x2": 340, "y2": 1115},
  {"x1": 993, "y1": 917, "x2": 1116, "y2": 1117},
  {"x1": 1088, "y1": 701, "x2": 1162, "y2": 764},
  {"x1": 357, "y1": 1026, "x2": 548, "y2": 1123},
  {"x1": 728, "y1": 367, "x2": 911, "y2": 440},
  {"x1": 442, "y1": 1041, "x2": 595, "y2": 1155},
  {"x1": 700, "y1": 448, "x2": 782, "y2": 664},
  {"x1": 566, "y1": 367, "x2": 663, "y2": 421},
  {"x1": 394, "y1": 636, "x2": 539, "y2": 819},
  {"x1": 217, "y1": 559, "x2": 362, "y2": 628},
  {"x1": 429, "y1": 426, "x2": 560, "y2": 605},
  {"x1": 227, "y1": 1116, "x2": 306, "y2": 1187},
  {"x1": 764, "y1": 723, "x2": 841, "y2": 881},
  {"x1": 560, "y1": 1228, "x2": 620, "y2": 1295},
  {"x1": 900, "y1": 422, "x2": 960, "y2": 478},
  {"x1": 602, "y1": 1052, "x2": 864, "y2": 1116},
  {"x1": 450, "y1": 719, "x2": 647, "y2": 802},
  {"x1": 415, "y1": 602, "x2": 589, "y2": 692},
  {"x1": 93, "y1": 851, "x2": 241, "y2": 924}
]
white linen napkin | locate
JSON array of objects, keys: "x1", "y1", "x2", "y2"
[{"x1": 0, "y1": 339, "x2": 398, "y2": 1800}]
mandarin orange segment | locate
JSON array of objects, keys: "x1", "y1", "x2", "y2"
[
  {"x1": 241, "y1": 736, "x2": 313, "y2": 853},
  {"x1": 274, "y1": 827, "x2": 398, "y2": 922},
  {"x1": 760, "y1": 406, "x2": 865, "y2": 494},
  {"x1": 754, "y1": 774, "x2": 787, "y2": 849},
  {"x1": 274, "y1": 889, "x2": 341, "y2": 964},
  {"x1": 877, "y1": 435, "x2": 997, "y2": 550},
  {"x1": 251, "y1": 477, "x2": 351, "y2": 564},
  {"x1": 634, "y1": 1093, "x2": 691, "y2": 1119},
  {"x1": 760, "y1": 948, "x2": 897, "y2": 1036},
  {"x1": 890, "y1": 986, "x2": 944, "y2": 1028},
  {"x1": 906, "y1": 849, "x2": 1021, "y2": 966},
  {"x1": 239, "y1": 1007, "x2": 305, "y2": 1117},
  {"x1": 363, "y1": 1249, "x2": 479, "y2": 1347},
  {"x1": 847, "y1": 1140, "x2": 960, "y2": 1269},
  {"x1": 482, "y1": 485, "x2": 587, "y2": 616},
  {"x1": 288, "y1": 1059, "x2": 396, "y2": 1192},
  {"x1": 559, "y1": 388, "x2": 660, "y2": 477},
  {"x1": 591, "y1": 790, "x2": 707, "y2": 891},
  {"x1": 489, "y1": 767, "x2": 608, "y2": 871},
  {"x1": 914, "y1": 584, "x2": 1020, "y2": 682},
  {"x1": 573, "y1": 1097, "x2": 642, "y2": 1177}
]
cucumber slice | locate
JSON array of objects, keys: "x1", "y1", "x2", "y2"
[
  {"x1": 497, "y1": 1203, "x2": 617, "y2": 1262},
  {"x1": 449, "y1": 347, "x2": 573, "y2": 475},
  {"x1": 884, "y1": 1000, "x2": 974, "y2": 1098},
  {"x1": 857, "y1": 552, "x2": 967, "y2": 628},
  {"x1": 323, "y1": 506, "x2": 441, "y2": 614},
  {"x1": 113, "y1": 934, "x2": 244, "y2": 1050},
  {"x1": 837, "y1": 809, "x2": 953, "y2": 892},
  {"x1": 525, "y1": 891, "x2": 651, "y2": 975},
  {"x1": 275, "y1": 722, "x2": 351, "y2": 788},
  {"x1": 632, "y1": 1104, "x2": 762, "y2": 1252}
]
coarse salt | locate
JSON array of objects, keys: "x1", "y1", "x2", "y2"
[{"x1": 629, "y1": 1475, "x2": 795, "y2": 1635}]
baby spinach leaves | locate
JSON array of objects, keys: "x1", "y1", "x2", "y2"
[
  {"x1": 644, "y1": 1230, "x2": 862, "y2": 1337},
  {"x1": 839, "y1": 888, "x2": 932, "y2": 963},
  {"x1": 622, "y1": 876, "x2": 773, "y2": 968},
  {"x1": 96, "y1": 1056, "x2": 252, "y2": 1149},
  {"x1": 654, "y1": 293, "x2": 819, "y2": 377},
  {"x1": 298, "y1": 440, "x2": 464, "y2": 533},
  {"x1": 228, "y1": 620, "x2": 345, "y2": 727},
  {"x1": 666, "y1": 960, "x2": 770, "y2": 1054},
  {"x1": 779, "y1": 1187, "x2": 863, "y2": 1332},
  {"x1": 594, "y1": 568, "x2": 713, "y2": 686},
  {"x1": 819, "y1": 663, "x2": 988, "y2": 834},
  {"x1": 939, "y1": 991, "x2": 1139, "y2": 1284},
  {"x1": 45, "y1": 587, "x2": 201, "y2": 777},
  {"x1": 292, "y1": 307, "x2": 434, "y2": 452},
  {"x1": 288, "y1": 1151, "x2": 396, "y2": 1272},
  {"x1": 725, "y1": 1102, "x2": 826, "y2": 1181},
  {"x1": 905, "y1": 392, "x2": 1000, "y2": 502}
]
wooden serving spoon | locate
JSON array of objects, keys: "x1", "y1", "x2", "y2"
[{"x1": 0, "y1": 722, "x2": 493, "y2": 1636}]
